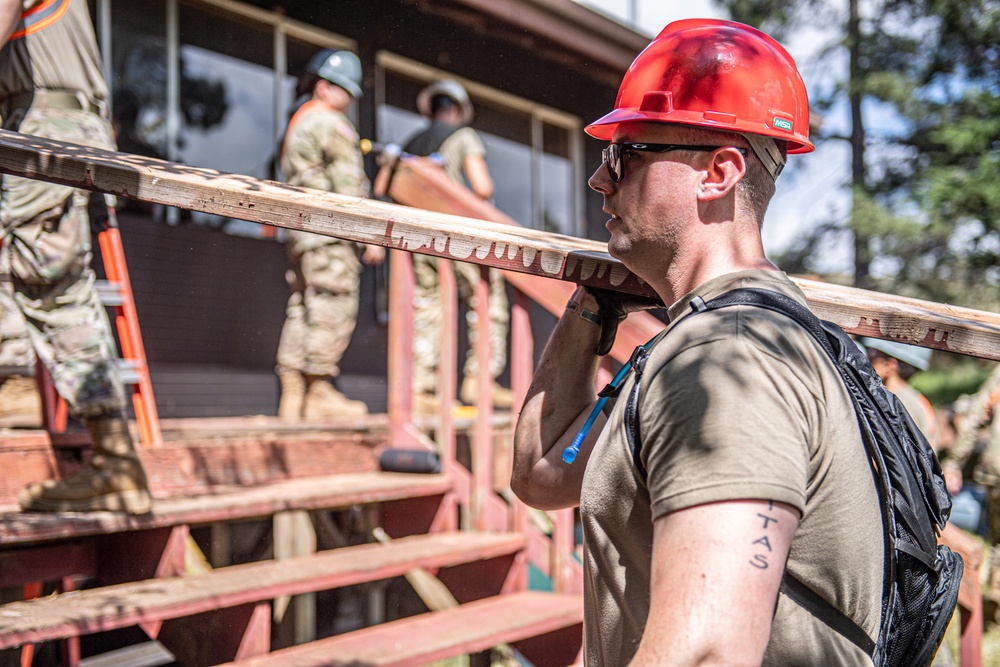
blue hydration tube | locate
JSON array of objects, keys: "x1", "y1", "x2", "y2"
[{"x1": 562, "y1": 335, "x2": 659, "y2": 464}]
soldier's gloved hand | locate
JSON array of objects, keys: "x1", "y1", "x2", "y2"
[{"x1": 584, "y1": 286, "x2": 664, "y2": 356}]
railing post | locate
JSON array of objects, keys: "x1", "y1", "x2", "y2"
[
  {"x1": 507, "y1": 288, "x2": 534, "y2": 591},
  {"x1": 437, "y1": 259, "x2": 459, "y2": 532},
  {"x1": 472, "y1": 265, "x2": 494, "y2": 533},
  {"x1": 388, "y1": 250, "x2": 415, "y2": 445},
  {"x1": 552, "y1": 508, "x2": 575, "y2": 594}
]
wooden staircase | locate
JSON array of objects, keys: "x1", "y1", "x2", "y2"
[{"x1": 0, "y1": 416, "x2": 583, "y2": 667}]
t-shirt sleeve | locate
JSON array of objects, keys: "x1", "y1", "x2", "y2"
[
  {"x1": 640, "y1": 331, "x2": 813, "y2": 520},
  {"x1": 454, "y1": 127, "x2": 486, "y2": 158}
]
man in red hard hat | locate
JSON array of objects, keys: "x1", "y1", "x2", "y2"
[{"x1": 512, "y1": 20, "x2": 883, "y2": 665}]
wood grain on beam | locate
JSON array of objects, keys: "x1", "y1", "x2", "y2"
[{"x1": 1, "y1": 129, "x2": 998, "y2": 361}]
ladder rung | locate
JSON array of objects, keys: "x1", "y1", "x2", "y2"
[
  {"x1": 114, "y1": 359, "x2": 143, "y2": 385},
  {"x1": 95, "y1": 279, "x2": 124, "y2": 306}
]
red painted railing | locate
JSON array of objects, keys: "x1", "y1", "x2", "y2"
[{"x1": 385, "y1": 249, "x2": 583, "y2": 594}]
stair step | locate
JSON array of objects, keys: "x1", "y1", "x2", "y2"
[
  {"x1": 221, "y1": 591, "x2": 583, "y2": 667},
  {"x1": 0, "y1": 531, "x2": 524, "y2": 649},
  {"x1": 0, "y1": 471, "x2": 451, "y2": 545}
]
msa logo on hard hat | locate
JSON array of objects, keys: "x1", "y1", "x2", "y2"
[{"x1": 773, "y1": 117, "x2": 794, "y2": 132}]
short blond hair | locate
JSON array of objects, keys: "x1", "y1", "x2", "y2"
[{"x1": 671, "y1": 126, "x2": 786, "y2": 227}]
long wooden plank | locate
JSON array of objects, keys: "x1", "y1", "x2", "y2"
[
  {"x1": 380, "y1": 156, "x2": 666, "y2": 360},
  {"x1": 1, "y1": 130, "x2": 997, "y2": 360},
  {"x1": 0, "y1": 472, "x2": 451, "y2": 546},
  {"x1": 0, "y1": 532, "x2": 525, "y2": 649},
  {"x1": 218, "y1": 591, "x2": 582, "y2": 667}
]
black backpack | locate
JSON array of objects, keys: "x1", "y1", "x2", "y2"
[{"x1": 614, "y1": 287, "x2": 963, "y2": 667}]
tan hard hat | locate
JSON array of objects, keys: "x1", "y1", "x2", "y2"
[{"x1": 417, "y1": 79, "x2": 474, "y2": 125}]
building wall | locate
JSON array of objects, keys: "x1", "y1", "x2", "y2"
[{"x1": 96, "y1": 0, "x2": 629, "y2": 417}]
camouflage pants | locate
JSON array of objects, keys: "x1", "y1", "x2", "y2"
[
  {"x1": 0, "y1": 251, "x2": 35, "y2": 370},
  {"x1": 0, "y1": 107, "x2": 124, "y2": 418},
  {"x1": 412, "y1": 253, "x2": 509, "y2": 395},
  {"x1": 276, "y1": 233, "x2": 361, "y2": 377}
]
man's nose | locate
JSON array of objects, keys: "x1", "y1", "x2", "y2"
[{"x1": 588, "y1": 163, "x2": 613, "y2": 195}]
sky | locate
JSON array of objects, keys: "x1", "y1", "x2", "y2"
[{"x1": 576, "y1": 0, "x2": 854, "y2": 273}]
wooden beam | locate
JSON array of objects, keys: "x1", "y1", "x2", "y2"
[{"x1": 1, "y1": 130, "x2": 997, "y2": 360}]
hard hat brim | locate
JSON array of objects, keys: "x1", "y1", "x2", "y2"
[{"x1": 585, "y1": 108, "x2": 815, "y2": 154}]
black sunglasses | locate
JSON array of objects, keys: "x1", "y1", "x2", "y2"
[{"x1": 601, "y1": 142, "x2": 747, "y2": 183}]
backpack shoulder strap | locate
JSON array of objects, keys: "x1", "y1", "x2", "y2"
[
  {"x1": 403, "y1": 121, "x2": 463, "y2": 157},
  {"x1": 625, "y1": 287, "x2": 876, "y2": 659}
]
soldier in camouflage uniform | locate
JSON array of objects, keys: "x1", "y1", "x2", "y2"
[
  {"x1": 0, "y1": 0, "x2": 150, "y2": 513},
  {"x1": 0, "y1": 252, "x2": 41, "y2": 428},
  {"x1": 402, "y1": 80, "x2": 512, "y2": 414},
  {"x1": 276, "y1": 50, "x2": 384, "y2": 420},
  {"x1": 940, "y1": 363, "x2": 1000, "y2": 608}
]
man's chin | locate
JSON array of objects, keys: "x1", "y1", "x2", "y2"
[{"x1": 607, "y1": 239, "x2": 630, "y2": 262}]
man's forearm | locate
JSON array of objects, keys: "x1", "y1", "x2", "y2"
[
  {"x1": 511, "y1": 287, "x2": 603, "y2": 508},
  {"x1": 0, "y1": 0, "x2": 21, "y2": 49}
]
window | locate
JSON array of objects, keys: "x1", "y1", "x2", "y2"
[
  {"x1": 375, "y1": 54, "x2": 585, "y2": 238},
  {"x1": 98, "y1": 0, "x2": 354, "y2": 238}
]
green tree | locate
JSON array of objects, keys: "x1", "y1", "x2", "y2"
[{"x1": 723, "y1": 0, "x2": 1000, "y2": 310}]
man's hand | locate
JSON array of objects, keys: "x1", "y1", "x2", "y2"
[
  {"x1": 943, "y1": 466, "x2": 963, "y2": 496},
  {"x1": 584, "y1": 286, "x2": 664, "y2": 355},
  {"x1": 361, "y1": 244, "x2": 385, "y2": 266}
]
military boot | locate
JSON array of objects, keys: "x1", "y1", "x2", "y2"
[
  {"x1": 18, "y1": 413, "x2": 152, "y2": 514},
  {"x1": 303, "y1": 375, "x2": 368, "y2": 419},
  {"x1": 0, "y1": 375, "x2": 42, "y2": 428},
  {"x1": 277, "y1": 369, "x2": 307, "y2": 420},
  {"x1": 460, "y1": 376, "x2": 515, "y2": 409}
]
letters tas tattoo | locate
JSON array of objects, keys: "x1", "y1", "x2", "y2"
[{"x1": 750, "y1": 500, "x2": 777, "y2": 570}]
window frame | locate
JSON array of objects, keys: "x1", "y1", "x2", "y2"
[{"x1": 375, "y1": 50, "x2": 585, "y2": 237}]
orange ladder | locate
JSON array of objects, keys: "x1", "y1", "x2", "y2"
[{"x1": 37, "y1": 199, "x2": 162, "y2": 447}]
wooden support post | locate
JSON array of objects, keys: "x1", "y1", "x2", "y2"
[
  {"x1": 388, "y1": 250, "x2": 416, "y2": 445},
  {"x1": 552, "y1": 508, "x2": 575, "y2": 595},
  {"x1": 472, "y1": 265, "x2": 494, "y2": 534},
  {"x1": 436, "y1": 259, "x2": 459, "y2": 533},
  {"x1": 503, "y1": 288, "x2": 535, "y2": 594},
  {"x1": 210, "y1": 522, "x2": 231, "y2": 568},
  {"x1": 272, "y1": 510, "x2": 316, "y2": 648},
  {"x1": 360, "y1": 505, "x2": 386, "y2": 627}
]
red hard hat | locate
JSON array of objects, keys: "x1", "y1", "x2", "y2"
[{"x1": 586, "y1": 19, "x2": 814, "y2": 154}]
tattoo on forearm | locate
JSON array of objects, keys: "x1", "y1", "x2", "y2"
[{"x1": 750, "y1": 501, "x2": 777, "y2": 570}]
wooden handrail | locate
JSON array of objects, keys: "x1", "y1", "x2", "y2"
[{"x1": 1, "y1": 130, "x2": 998, "y2": 361}]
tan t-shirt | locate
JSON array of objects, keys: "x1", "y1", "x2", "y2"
[
  {"x1": 0, "y1": 0, "x2": 108, "y2": 104},
  {"x1": 580, "y1": 270, "x2": 884, "y2": 666},
  {"x1": 437, "y1": 126, "x2": 486, "y2": 186}
]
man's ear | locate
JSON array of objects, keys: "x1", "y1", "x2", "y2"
[{"x1": 697, "y1": 146, "x2": 746, "y2": 201}]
